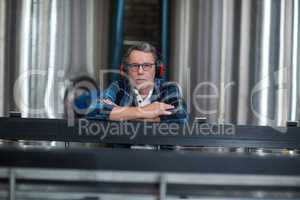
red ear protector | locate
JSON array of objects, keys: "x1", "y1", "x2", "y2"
[
  {"x1": 119, "y1": 61, "x2": 165, "y2": 79},
  {"x1": 155, "y1": 60, "x2": 165, "y2": 78}
]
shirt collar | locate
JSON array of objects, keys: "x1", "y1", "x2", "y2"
[{"x1": 133, "y1": 88, "x2": 153, "y2": 99}]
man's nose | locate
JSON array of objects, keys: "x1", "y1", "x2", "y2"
[{"x1": 137, "y1": 66, "x2": 144, "y2": 74}]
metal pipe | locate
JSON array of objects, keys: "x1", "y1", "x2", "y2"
[
  {"x1": 289, "y1": 0, "x2": 299, "y2": 121},
  {"x1": 110, "y1": 0, "x2": 125, "y2": 82},
  {"x1": 0, "y1": 0, "x2": 6, "y2": 116},
  {"x1": 9, "y1": 169, "x2": 15, "y2": 200},
  {"x1": 161, "y1": 0, "x2": 169, "y2": 80}
]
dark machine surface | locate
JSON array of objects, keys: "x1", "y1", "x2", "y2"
[
  {"x1": 0, "y1": 117, "x2": 300, "y2": 200},
  {"x1": 1, "y1": 117, "x2": 300, "y2": 148},
  {"x1": 0, "y1": 147, "x2": 300, "y2": 175}
]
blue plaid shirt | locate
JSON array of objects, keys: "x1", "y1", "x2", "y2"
[{"x1": 75, "y1": 79, "x2": 188, "y2": 123}]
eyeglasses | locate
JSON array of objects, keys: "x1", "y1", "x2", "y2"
[{"x1": 126, "y1": 63, "x2": 155, "y2": 72}]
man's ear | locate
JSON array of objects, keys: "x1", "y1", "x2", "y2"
[{"x1": 119, "y1": 64, "x2": 126, "y2": 77}]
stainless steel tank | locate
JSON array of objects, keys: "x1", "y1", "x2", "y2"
[
  {"x1": 0, "y1": 0, "x2": 111, "y2": 119},
  {"x1": 169, "y1": 0, "x2": 300, "y2": 126}
]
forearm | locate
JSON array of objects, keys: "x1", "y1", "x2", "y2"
[
  {"x1": 108, "y1": 102, "x2": 173, "y2": 121},
  {"x1": 109, "y1": 106, "x2": 143, "y2": 121},
  {"x1": 133, "y1": 117, "x2": 160, "y2": 122}
]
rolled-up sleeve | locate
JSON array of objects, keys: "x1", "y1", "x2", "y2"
[
  {"x1": 75, "y1": 82, "x2": 120, "y2": 120},
  {"x1": 159, "y1": 82, "x2": 189, "y2": 123}
]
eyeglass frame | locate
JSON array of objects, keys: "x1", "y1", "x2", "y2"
[{"x1": 125, "y1": 63, "x2": 156, "y2": 72}]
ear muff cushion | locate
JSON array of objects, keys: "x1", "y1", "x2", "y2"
[
  {"x1": 159, "y1": 63, "x2": 165, "y2": 77},
  {"x1": 155, "y1": 62, "x2": 165, "y2": 78}
]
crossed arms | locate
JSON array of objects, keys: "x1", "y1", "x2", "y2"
[{"x1": 103, "y1": 99, "x2": 175, "y2": 121}]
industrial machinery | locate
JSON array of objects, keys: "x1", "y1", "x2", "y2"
[{"x1": 0, "y1": 117, "x2": 300, "y2": 200}]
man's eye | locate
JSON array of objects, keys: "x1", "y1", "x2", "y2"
[
  {"x1": 131, "y1": 64, "x2": 140, "y2": 68},
  {"x1": 143, "y1": 63, "x2": 152, "y2": 68}
]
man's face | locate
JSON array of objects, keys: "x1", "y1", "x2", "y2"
[{"x1": 127, "y1": 50, "x2": 156, "y2": 89}]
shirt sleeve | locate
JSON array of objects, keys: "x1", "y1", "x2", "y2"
[{"x1": 158, "y1": 82, "x2": 189, "y2": 123}]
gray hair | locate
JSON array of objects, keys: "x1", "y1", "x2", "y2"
[{"x1": 123, "y1": 42, "x2": 158, "y2": 64}]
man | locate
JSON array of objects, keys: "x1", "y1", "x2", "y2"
[{"x1": 76, "y1": 42, "x2": 187, "y2": 122}]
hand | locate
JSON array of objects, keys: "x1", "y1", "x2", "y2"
[
  {"x1": 139, "y1": 102, "x2": 174, "y2": 119},
  {"x1": 99, "y1": 98, "x2": 116, "y2": 106}
]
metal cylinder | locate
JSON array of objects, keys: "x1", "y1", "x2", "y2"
[
  {"x1": 0, "y1": 0, "x2": 111, "y2": 118},
  {"x1": 170, "y1": 0, "x2": 300, "y2": 126}
]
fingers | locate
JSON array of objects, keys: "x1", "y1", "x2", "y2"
[
  {"x1": 99, "y1": 98, "x2": 116, "y2": 106},
  {"x1": 159, "y1": 103, "x2": 175, "y2": 113},
  {"x1": 161, "y1": 110, "x2": 172, "y2": 115},
  {"x1": 153, "y1": 102, "x2": 174, "y2": 110},
  {"x1": 163, "y1": 103, "x2": 174, "y2": 110},
  {"x1": 153, "y1": 102, "x2": 174, "y2": 116}
]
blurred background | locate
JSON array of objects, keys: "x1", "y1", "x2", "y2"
[{"x1": 0, "y1": 0, "x2": 299, "y2": 126}]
